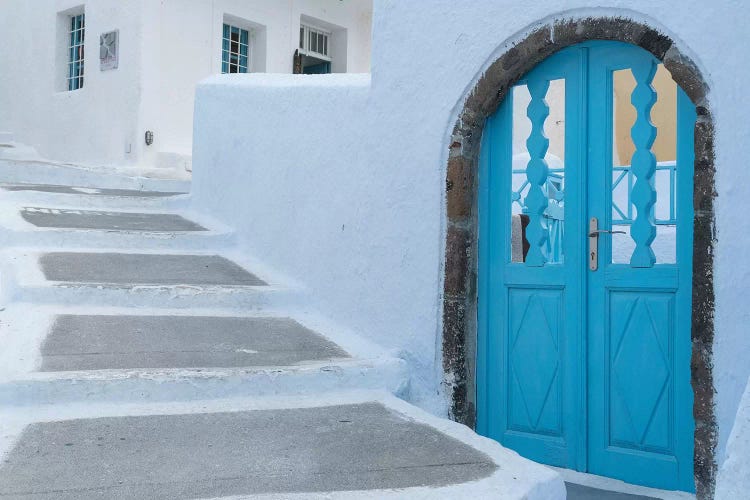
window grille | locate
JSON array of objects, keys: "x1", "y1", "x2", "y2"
[
  {"x1": 68, "y1": 13, "x2": 85, "y2": 91},
  {"x1": 222, "y1": 23, "x2": 249, "y2": 73},
  {"x1": 299, "y1": 24, "x2": 331, "y2": 60}
]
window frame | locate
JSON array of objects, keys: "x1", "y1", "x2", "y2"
[
  {"x1": 67, "y1": 13, "x2": 85, "y2": 91},
  {"x1": 299, "y1": 23, "x2": 332, "y2": 61},
  {"x1": 221, "y1": 22, "x2": 251, "y2": 74}
]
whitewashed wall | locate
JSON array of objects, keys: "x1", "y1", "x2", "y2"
[
  {"x1": 142, "y1": 0, "x2": 373, "y2": 168},
  {"x1": 0, "y1": 0, "x2": 372, "y2": 170},
  {"x1": 716, "y1": 375, "x2": 750, "y2": 499},
  {"x1": 0, "y1": 0, "x2": 144, "y2": 167},
  {"x1": 191, "y1": 0, "x2": 750, "y2": 465}
]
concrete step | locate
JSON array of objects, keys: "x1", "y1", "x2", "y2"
[
  {"x1": 0, "y1": 305, "x2": 406, "y2": 406},
  {"x1": 20, "y1": 207, "x2": 206, "y2": 232},
  {"x1": 41, "y1": 251, "x2": 265, "y2": 286},
  {"x1": 39, "y1": 314, "x2": 347, "y2": 372},
  {"x1": 0, "y1": 207, "x2": 236, "y2": 250},
  {"x1": 2, "y1": 250, "x2": 298, "y2": 309},
  {"x1": 0, "y1": 392, "x2": 563, "y2": 499}
]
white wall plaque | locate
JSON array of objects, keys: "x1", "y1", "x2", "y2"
[{"x1": 99, "y1": 30, "x2": 119, "y2": 71}]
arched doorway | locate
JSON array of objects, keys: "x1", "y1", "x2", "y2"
[
  {"x1": 440, "y1": 17, "x2": 716, "y2": 498},
  {"x1": 477, "y1": 40, "x2": 694, "y2": 491}
]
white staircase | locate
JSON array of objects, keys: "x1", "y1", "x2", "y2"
[{"x1": 0, "y1": 165, "x2": 563, "y2": 499}]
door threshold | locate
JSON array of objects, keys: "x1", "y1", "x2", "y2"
[{"x1": 548, "y1": 466, "x2": 695, "y2": 500}]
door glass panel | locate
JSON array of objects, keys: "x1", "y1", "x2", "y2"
[
  {"x1": 510, "y1": 79, "x2": 566, "y2": 264},
  {"x1": 611, "y1": 64, "x2": 677, "y2": 264}
]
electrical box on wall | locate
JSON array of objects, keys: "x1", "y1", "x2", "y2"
[{"x1": 100, "y1": 30, "x2": 119, "y2": 71}]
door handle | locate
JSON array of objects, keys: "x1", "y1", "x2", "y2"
[
  {"x1": 588, "y1": 229, "x2": 626, "y2": 237},
  {"x1": 589, "y1": 217, "x2": 625, "y2": 271}
]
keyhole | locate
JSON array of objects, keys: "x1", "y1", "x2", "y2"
[{"x1": 591, "y1": 251, "x2": 595, "y2": 261}]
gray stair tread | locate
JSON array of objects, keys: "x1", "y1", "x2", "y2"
[
  {"x1": 565, "y1": 482, "x2": 659, "y2": 500},
  {"x1": 40, "y1": 315, "x2": 349, "y2": 371},
  {"x1": 39, "y1": 252, "x2": 266, "y2": 286},
  {"x1": 21, "y1": 208, "x2": 205, "y2": 232},
  {"x1": 0, "y1": 403, "x2": 496, "y2": 499},
  {"x1": 2, "y1": 183, "x2": 185, "y2": 197}
]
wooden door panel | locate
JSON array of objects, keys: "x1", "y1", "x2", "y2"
[{"x1": 608, "y1": 291, "x2": 675, "y2": 453}]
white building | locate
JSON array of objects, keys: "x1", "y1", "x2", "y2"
[
  {"x1": 1, "y1": 0, "x2": 748, "y2": 497},
  {"x1": 0, "y1": 0, "x2": 372, "y2": 173}
]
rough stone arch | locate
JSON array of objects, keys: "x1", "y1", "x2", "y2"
[{"x1": 441, "y1": 16, "x2": 716, "y2": 498}]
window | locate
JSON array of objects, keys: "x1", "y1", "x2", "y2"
[
  {"x1": 222, "y1": 23, "x2": 249, "y2": 73},
  {"x1": 67, "y1": 13, "x2": 85, "y2": 90},
  {"x1": 299, "y1": 24, "x2": 331, "y2": 60}
]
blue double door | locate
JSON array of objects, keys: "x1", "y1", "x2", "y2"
[{"x1": 477, "y1": 42, "x2": 696, "y2": 491}]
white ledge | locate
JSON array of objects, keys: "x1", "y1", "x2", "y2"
[{"x1": 198, "y1": 73, "x2": 372, "y2": 89}]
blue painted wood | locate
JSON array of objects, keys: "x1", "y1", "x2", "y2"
[
  {"x1": 477, "y1": 41, "x2": 696, "y2": 492},
  {"x1": 586, "y1": 43, "x2": 695, "y2": 491},
  {"x1": 675, "y1": 83, "x2": 697, "y2": 492},
  {"x1": 478, "y1": 47, "x2": 585, "y2": 470},
  {"x1": 303, "y1": 61, "x2": 332, "y2": 74},
  {"x1": 629, "y1": 59, "x2": 658, "y2": 267},
  {"x1": 523, "y1": 75, "x2": 551, "y2": 267}
]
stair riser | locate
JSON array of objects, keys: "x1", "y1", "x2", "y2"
[
  {"x1": 0, "y1": 229, "x2": 236, "y2": 251},
  {"x1": 0, "y1": 162, "x2": 190, "y2": 191},
  {"x1": 0, "y1": 362, "x2": 409, "y2": 406},
  {"x1": 8, "y1": 285, "x2": 300, "y2": 310},
  {"x1": 1, "y1": 191, "x2": 191, "y2": 211}
]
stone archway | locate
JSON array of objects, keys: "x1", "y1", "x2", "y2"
[{"x1": 441, "y1": 16, "x2": 716, "y2": 498}]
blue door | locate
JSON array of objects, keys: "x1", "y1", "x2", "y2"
[{"x1": 477, "y1": 41, "x2": 696, "y2": 492}]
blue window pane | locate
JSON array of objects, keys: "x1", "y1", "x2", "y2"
[
  {"x1": 221, "y1": 24, "x2": 251, "y2": 74},
  {"x1": 66, "y1": 15, "x2": 85, "y2": 91}
]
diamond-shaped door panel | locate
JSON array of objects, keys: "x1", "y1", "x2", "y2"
[
  {"x1": 507, "y1": 289, "x2": 563, "y2": 435},
  {"x1": 609, "y1": 293, "x2": 674, "y2": 453}
]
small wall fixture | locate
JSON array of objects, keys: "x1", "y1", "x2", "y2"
[{"x1": 145, "y1": 130, "x2": 154, "y2": 146}]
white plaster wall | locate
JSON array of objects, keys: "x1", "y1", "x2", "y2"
[
  {"x1": 191, "y1": 0, "x2": 750, "y2": 462},
  {"x1": 147, "y1": 0, "x2": 372, "y2": 167},
  {"x1": 0, "y1": 0, "x2": 145, "y2": 167},
  {"x1": 716, "y1": 375, "x2": 750, "y2": 499},
  {"x1": 0, "y1": 0, "x2": 372, "y2": 170}
]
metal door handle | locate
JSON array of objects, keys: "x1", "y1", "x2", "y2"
[
  {"x1": 589, "y1": 217, "x2": 624, "y2": 271},
  {"x1": 588, "y1": 229, "x2": 626, "y2": 237}
]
